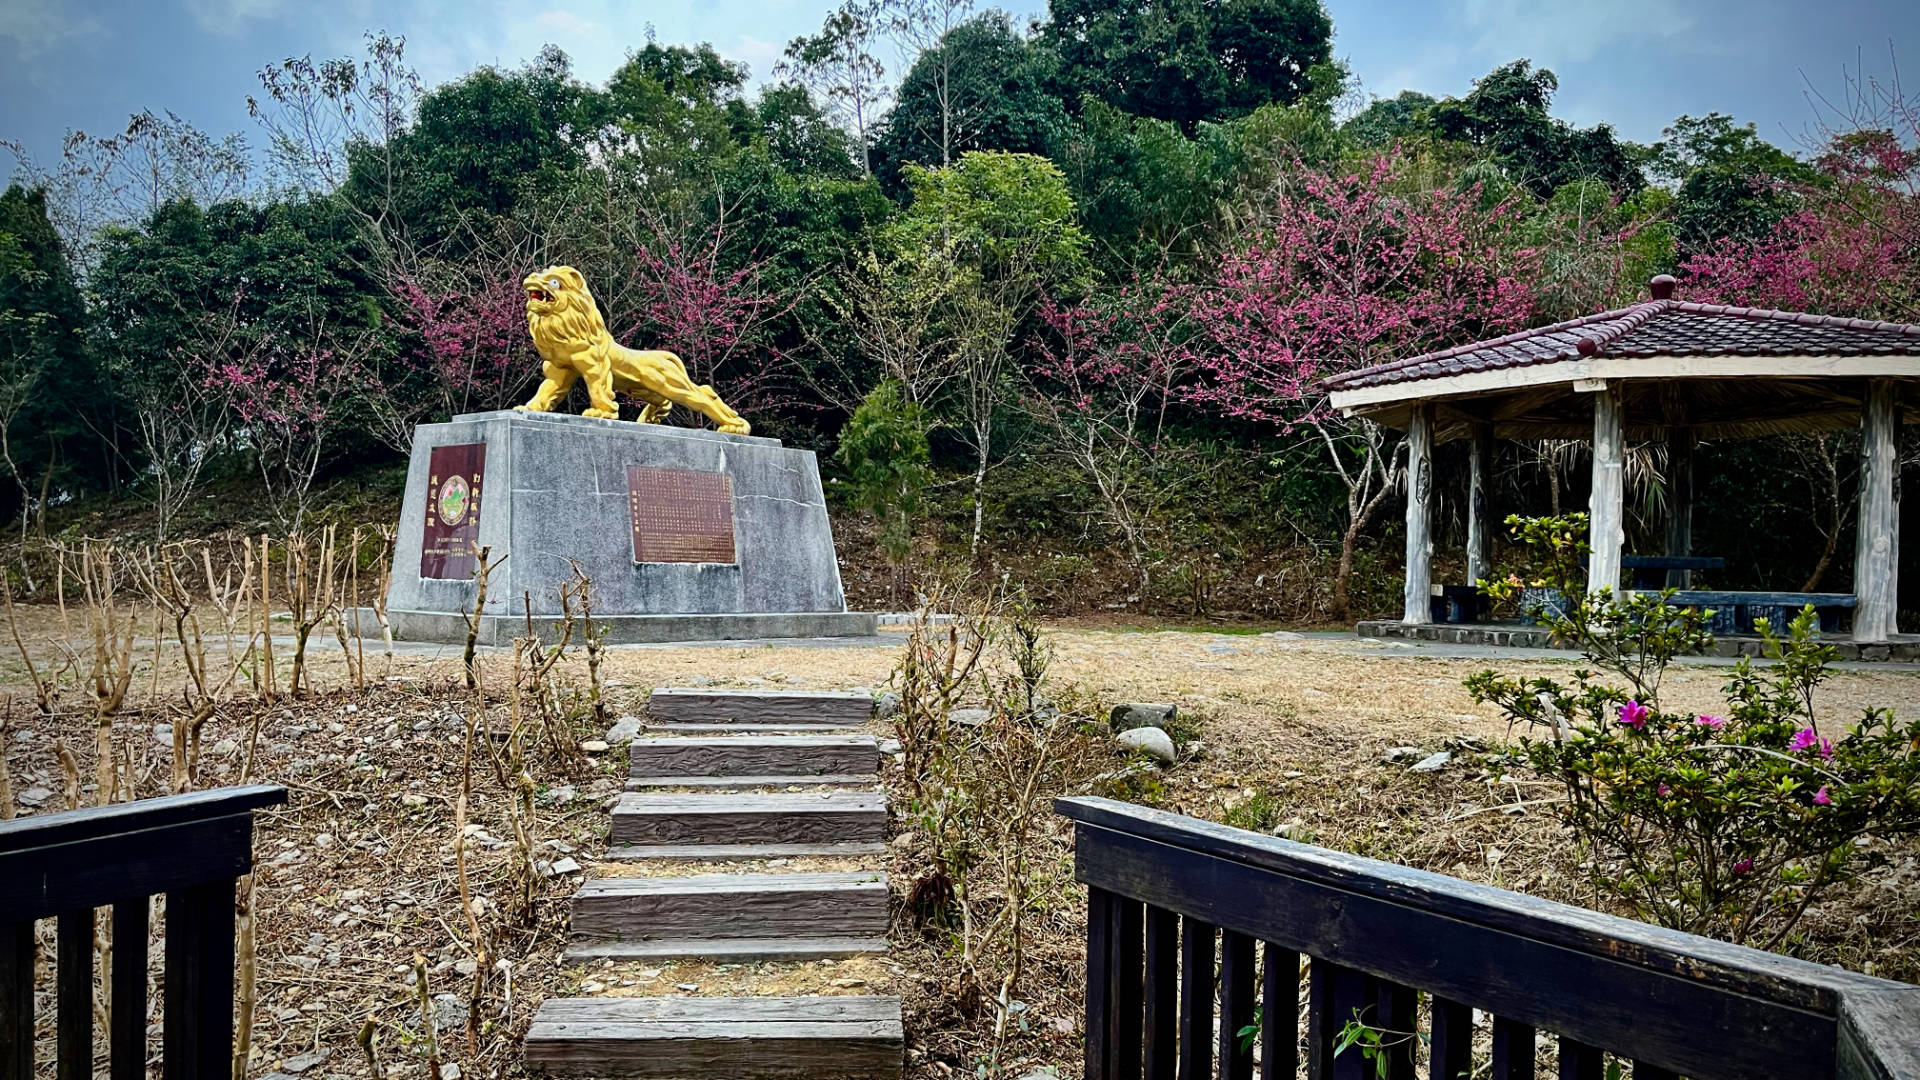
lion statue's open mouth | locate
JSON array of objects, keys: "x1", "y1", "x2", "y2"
[{"x1": 513, "y1": 264, "x2": 751, "y2": 435}]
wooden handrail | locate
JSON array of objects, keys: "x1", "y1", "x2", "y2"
[
  {"x1": 0, "y1": 785, "x2": 287, "y2": 1080},
  {"x1": 1059, "y1": 795, "x2": 1920, "y2": 1080},
  {"x1": 0, "y1": 784, "x2": 285, "y2": 852}
]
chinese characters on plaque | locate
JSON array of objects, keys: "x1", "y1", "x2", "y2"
[
  {"x1": 626, "y1": 466, "x2": 738, "y2": 564},
  {"x1": 419, "y1": 443, "x2": 486, "y2": 579}
]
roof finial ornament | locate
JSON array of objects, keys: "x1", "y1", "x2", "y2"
[{"x1": 1649, "y1": 274, "x2": 1677, "y2": 301}]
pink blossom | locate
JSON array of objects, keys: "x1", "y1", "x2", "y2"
[
  {"x1": 1731, "y1": 858, "x2": 1753, "y2": 875},
  {"x1": 1790, "y1": 728, "x2": 1820, "y2": 754},
  {"x1": 1185, "y1": 150, "x2": 1539, "y2": 430},
  {"x1": 1616, "y1": 700, "x2": 1650, "y2": 730},
  {"x1": 1681, "y1": 129, "x2": 1919, "y2": 320},
  {"x1": 1695, "y1": 714, "x2": 1726, "y2": 730},
  {"x1": 1656, "y1": 783, "x2": 1671, "y2": 797},
  {"x1": 1812, "y1": 786, "x2": 1832, "y2": 806}
]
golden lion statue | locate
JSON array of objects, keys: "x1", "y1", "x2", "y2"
[{"x1": 517, "y1": 265, "x2": 751, "y2": 435}]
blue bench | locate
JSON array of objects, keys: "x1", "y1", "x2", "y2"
[{"x1": 1636, "y1": 590, "x2": 1856, "y2": 635}]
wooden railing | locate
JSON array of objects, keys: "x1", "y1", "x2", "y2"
[
  {"x1": 0, "y1": 784, "x2": 287, "y2": 1080},
  {"x1": 1061, "y1": 796, "x2": 1920, "y2": 1080}
]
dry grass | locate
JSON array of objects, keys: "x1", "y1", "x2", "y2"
[{"x1": 4, "y1": 618, "x2": 1917, "y2": 1078}]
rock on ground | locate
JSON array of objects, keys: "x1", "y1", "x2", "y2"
[
  {"x1": 1116, "y1": 726, "x2": 1177, "y2": 764},
  {"x1": 1109, "y1": 702, "x2": 1177, "y2": 732},
  {"x1": 605, "y1": 715, "x2": 644, "y2": 744}
]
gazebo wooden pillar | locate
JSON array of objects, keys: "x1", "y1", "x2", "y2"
[
  {"x1": 1587, "y1": 386, "x2": 1626, "y2": 595},
  {"x1": 1403, "y1": 403, "x2": 1435, "y2": 624},
  {"x1": 1665, "y1": 430, "x2": 1695, "y2": 588},
  {"x1": 1856, "y1": 380, "x2": 1902, "y2": 642},
  {"x1": 1466, "y1": 423, "x2": 1493, "y2": 588}
]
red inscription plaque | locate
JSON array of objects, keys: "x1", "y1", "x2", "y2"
[
  {"x1": 627, "y1": 466, "x2": 737, "y2": 564},
  {"x1": 420, "y1": 443, "x2": 487, "y2": 579}
]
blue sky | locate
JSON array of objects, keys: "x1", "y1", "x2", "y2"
[{"x1": 2, "y1": 0, "x2": 1915, "y2": 182}]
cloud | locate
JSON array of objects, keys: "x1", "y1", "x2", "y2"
[
  {"x1": 0, "y1": 5, "x2": 101, "y2": 59},
  {"x1": 184, "y1": 0, "x2": 288, "y2": 35},
  {"x1": 535, "y1": 9, "x2": 600, "y2": 37},
  {"x1": 1456, "y1": 0, "x2": 1694, "y2": 64}
]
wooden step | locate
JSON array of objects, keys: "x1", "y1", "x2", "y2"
[
  {"x1": 626, "y1": 775, "x2": 877, "y2": 790},
  {"x1": 628, "y1": 735, "x2": 880, "y2": 778},
  {"x1": 648, "y1": 688, "x2": 873, "y2": 727},
  {"x1": 611, "y1": 792, "x2": 887, "y2": 847},
  {"x1": 649, "y1": 723, "x2": 871, "y2": 735},
  {"x1": 525, "y1": 996, "x2": 904, "y2": 1078},
  {"x1": 571, "y1": 872, "x2": 888, "y2": 941},
  {"x1": 565, "y1": 935, "x2": 889, "y2": 964},
  {"x1": 605, "y1": 841, "x2": 888, "y2": 862}
]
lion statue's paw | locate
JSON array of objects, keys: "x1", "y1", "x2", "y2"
[{"x1": 582, "y1": 407, "x2": 618, "y2": 420}]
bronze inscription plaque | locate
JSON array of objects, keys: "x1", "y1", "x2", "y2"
[
  {"x1": 420, "y1": 442, "x2": 487, "y2": 579},
  {"x1": 627, "y1": 466, "x2": 737, "y2": 564}
]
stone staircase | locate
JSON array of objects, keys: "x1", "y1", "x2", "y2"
[{"x1": 525, "y1": 688, "x2": 905, "y2": 1079}]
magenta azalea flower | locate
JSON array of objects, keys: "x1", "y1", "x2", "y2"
[
  {"x1": 1656, "y1": 783, "x2": 1672, "y2": 797},
  {"x1": 1790, "y1": 728, "x2": 1820, "y2": 753},
  {"x1": 1732, "y1": 858, "x2": 1753, "y2": 875},
  {"x1": 1818, "y1": 737, "x2": 1834, "y2": 760},
  {"x1": 1813, "y1": 786, "x2": 1832, "y2": 806},
  {"x1": 1695, "y1": 714, "x2": 1726, "y2": 730},
  {"x1": 1617, "y1": 700, "x2": 1651, "y2": 730}
]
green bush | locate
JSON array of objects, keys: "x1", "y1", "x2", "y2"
[
  {"x1": 1467, "y1": 515, "x2": 1920, "y2": 946},
  {"x1": 836, "y1": 380, "x2": 931, "y2": 569}
]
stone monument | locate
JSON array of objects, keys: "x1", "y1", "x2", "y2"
[{"x1": 377, "y1": 266, "x2": 873, "y2": 645}]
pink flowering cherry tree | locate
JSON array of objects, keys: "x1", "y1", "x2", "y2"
[
  {"x1": 210, "y1": 324, "x2": 371, "y2": 531},
  {"x1": 612, "y1": 209, "x2": 798, "y2": 421},
  {"x1": 387, "y1": 262, "x2": 533, "y2": 439},
  {"x1": 1188, "y1": 153, "x2": 1536, "y2": 618},
  {"x1": 1031, "y1": 281, "x2": 1198, "y2": 605}
]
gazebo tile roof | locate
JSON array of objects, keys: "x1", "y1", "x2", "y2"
[{"x1": 1322, "y1": 299, "x2": 1920, "y2": 392}]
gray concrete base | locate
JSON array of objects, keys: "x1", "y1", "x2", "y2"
[
  {"x1": 1356, "y1": 620, "x2": 1920, "y2": 662},
  {"x1": 373, "y1": 606, "x2": 878, "y2": 647}
]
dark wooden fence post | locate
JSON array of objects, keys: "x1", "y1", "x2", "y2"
[
  {"x1": 1429, "y1": 997, "x2": 1474, "y2": 1080},
  {"x1": 0, "y1": 921, "x2": 33, "y2": 1080},
  {"x1": 1112, "y1": 896, "x2": 1143, "y2": 1080},
  {"x1": 1176, "y1": 919, "x2": 1213, "y2": 1080},
  {"x1": 56, "y1": 908, "x2": 93, "y2": 1080},
  {"x1": 1218, "y1": 930, "x2": 1255, "y2": 1080},
  {"x1": 1086, "y1": 886, "x2": 1112, "y2": 1080},
  {"x1": 165, "y1": 878, "x2": 238, "y2": 1080},
  {"x1": 1260, "y1": 943, "x2": 1298, "y2": 1080},
  {"x1": 111, "y1": 898, "x2": 149, "y2": 1080},
  {"x1": 1143, "y1": 908, "x2": 1177, "y2": 1080}
]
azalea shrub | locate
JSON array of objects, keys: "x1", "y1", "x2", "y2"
[{"x1": 1467, "y1": 515, "x2": 1920, "y2": 946}]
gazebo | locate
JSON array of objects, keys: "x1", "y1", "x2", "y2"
[{"x1": 1324, "y1": 276, "x2": 1919, "y2": 648}]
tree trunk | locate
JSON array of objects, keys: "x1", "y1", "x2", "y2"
[
  {"x1": 969, "y1": 441, "x2": 988, "y2": 559},
  {"x1": 1333, "y1": 522, "x2": 1361, "y2": 622}
]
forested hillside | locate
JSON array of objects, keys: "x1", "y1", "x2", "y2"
[{"x1": 3, "y1": 2, "x2": 1917, "y2": 621}]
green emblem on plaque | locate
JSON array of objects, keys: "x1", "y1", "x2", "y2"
[{"x1": 437, "y1": 474, "x2": 472, "y2": 526}]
